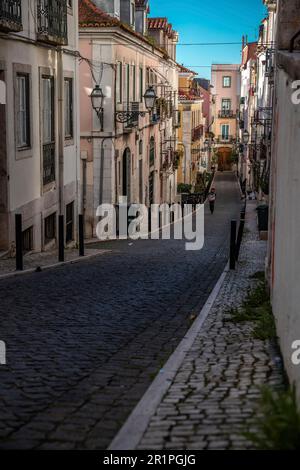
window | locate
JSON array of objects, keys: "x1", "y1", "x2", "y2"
[
  {"x1": 139, "y1": 139, "x2": 143, "y2": 155},
  {"x1": 16, "y1": 73, "x2": 30, "y2": 148},
  {"x1": 66, "y1": 201, "x2": 74, "y2": 243},
  {"x1": 22, "y1": 226, "x2": 33, "y2": 252},
  {"x1": 42, "y1": 75, "x2": 55, "y2": 185},
  {"x1": 124, "y1": 64, "x2": 130, "y2": 104},
  {"x1": 221, "y1": 124, "x2": 230, "y2": 140},
  {"x1": 149, "y1": 137, "x2": 155, "y2": 166},
  {"x1": 42, "y1": 76, "x2": 54, "y2": 144},
  {"x1": 44, "y1": 213, "x2": 56, "y2": 245},
  {"x1": 132, "y1": 64, "x2": 136, "y2": 102},
  {"x1": 116, "y1": 62, "x2": 122, "y2": 104},
  {"x1": 64, "y1": 77, "x2": 73, "y2": 139},
  {"x1": 222, "y1": 99, "x2": 231, "y2": 110},
  {"x1": 139, "y1": 159, "x2": 143, "y2": 204},
  {"x1": 223, "y1": 76, "x2": 231, "y2": 88},
  {"x1": 131, "y1": 1, "x2": 135, "y2": 27},
  {"x1": 139, "y1": 67, "x2": 143, "y2": 103}
]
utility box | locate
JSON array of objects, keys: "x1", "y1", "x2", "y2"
[{"x1": 256, "y1": 204, "x2": 269, "y2": 232}]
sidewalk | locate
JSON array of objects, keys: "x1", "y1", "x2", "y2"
[
  {"x1": 0, "y1": 244, "x2": 108, "y2": 278},
  {"x1": 111, "y1": 200, "x2": 285, "y2": 450}
]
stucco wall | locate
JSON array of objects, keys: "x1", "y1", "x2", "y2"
[{"x1": 271, "y1": 65, "x2": 300, "y2": 399}]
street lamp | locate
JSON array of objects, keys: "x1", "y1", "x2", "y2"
[
  {"x1": 90, "y1": 85, "x2": 104, "y2": 131},
  {"x1": 242, "y1": 129, "x2": 250, "y2": 145},
  {"x1": 115, "y1": 86, "x2": 157, "y2": 123},
  {"x1": 143, "y1": 86, "x2": 156, "y2": 111}
]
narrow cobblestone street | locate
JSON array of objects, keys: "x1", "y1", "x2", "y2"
[
  {"x1": 0, "y1": 173, "x2": 241, "y2": 449},
  {"x1": 135, "y1": 201, "x2": 285, "y2": 450}
]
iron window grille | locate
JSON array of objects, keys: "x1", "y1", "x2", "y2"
[
  {"x1": 0, "y1": 0, "x2": 22, "y2": 32},
  {"x1": 44, "y1": 213, "x2": 56, "y2": 245},
  {"x1": 37, "y1": 0, "x2": 68, "y2": 45},
  {"x1": 66, "y1": 202, "x2": 74, "y2": 243},
  {"x1": 43, "y1": 142, "x2": 55, "y2": 186},
  {"x1": 22, "y1": 226, "x2": 33, "y2": 252}
]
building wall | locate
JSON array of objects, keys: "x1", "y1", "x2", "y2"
[
  {"x1": 79, "y1": 27, "x2": 178, "y2": 237},
  {"x1": 0, "y1": 2, "x2": 79, "y2": 252},
  {"x1": 270, "y1": 63, "x2": 300, "y2": 400}
]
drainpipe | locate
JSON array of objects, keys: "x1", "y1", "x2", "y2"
[{"x1": 58, "y1": 47, "x2": 64, "y2": 216}]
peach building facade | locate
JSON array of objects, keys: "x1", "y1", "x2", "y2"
[
  {"x1": 211, "y1": 64, "x2": 240, "y2": 170},
  {"x1": 79, "y1": 0, "x2": 179, "y2": 238}
]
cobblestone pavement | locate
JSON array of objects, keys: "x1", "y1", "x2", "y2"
[
  {"x1": 137, "y1": 201, "x2": 285, "y2": 450},
  {"x1": 0, "y1": 172, "x2": 241, "y2": 449}
]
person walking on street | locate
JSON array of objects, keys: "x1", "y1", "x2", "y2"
[{"x1": 208, "y1": 188, "x2": 217, "y2": 214}]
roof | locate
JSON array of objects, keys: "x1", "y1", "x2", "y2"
[
  {"x1": 148, "y1": 17, "x2": 177, "y2": 39},
  {"x1": 179, "y1": 88, "x2": 202, "y2": 101},
  {"x1": 178, "y1": 64, "x2": 197, "y2": 75},
  {"x1": 79, "y1": 0, "x2": 169, "y2": 58},
  {"x1": 241, "y1": 42, "x2": 257, "y2": 67},
  {"x1": 79, "y1": 0, "x2": 120, "y2": 27}
]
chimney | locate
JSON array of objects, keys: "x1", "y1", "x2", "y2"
[
  {"x1": 242, "y1": 35, "x2": 245, "y2": 50},
  {"x1": 93, "y1": 0, "x2": 120, "y2": 19}
]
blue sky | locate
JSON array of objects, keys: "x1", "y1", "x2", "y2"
[{"x1": 150, "y1": 0, "x2": 267, "y2": 79}]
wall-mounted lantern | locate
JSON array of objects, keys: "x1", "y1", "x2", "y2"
[
  {"x1": 90, "y1": 85, "x2": 104, "y2": 131},
  {"x1": 242, "y1": 129, "x2": 250, "y2": 145}
]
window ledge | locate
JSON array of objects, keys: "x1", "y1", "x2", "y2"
[
  {"x1": 16, "y1": 146, "x2": 32, "y2": 160},
  {"x1": 64, "y1": 137, "x2": 74, "y2": 147}
]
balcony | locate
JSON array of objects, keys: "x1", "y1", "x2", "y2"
[
  {"x1": 119, "y1": 102, "x2": 142, "y2": 132},
  {"x1": 37, "y1": 0, "x2": 68, "y2": 46},
  {"x1": 192, "y1": 125, "x2": 204, "y2": 142},
  {"x1": 218, "y1": 110, "x2": 236, "y2": 119},
  {"x1": 216, "y1": 135, "x2": 235, "y2": 144},
  {"x1": 43, "y1": 142, "x2": 55, "y2": 186},
  {"x1": 0, "y1": 1, "x2": 22, "y2": 33}
]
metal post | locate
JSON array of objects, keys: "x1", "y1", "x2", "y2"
[
  {"x1": 58, "y1": 215, "x2": 64, "y2": 262},
  {"x1": 15, "y1": 214, "x2": 23, "y2": 271},
  {"x1": 230, "y1": 220, "x2": 237, "y2": 270},
  {"x1": 79, "y1": 214, "x2": 84, "y2": 257}
]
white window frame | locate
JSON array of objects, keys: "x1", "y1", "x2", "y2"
[
  {"x1": 64, "y1": 75, "x2": 74, "y2": 143},
  {"x1": 223, "y1": 76, "x2": 231, "y2": 88}
]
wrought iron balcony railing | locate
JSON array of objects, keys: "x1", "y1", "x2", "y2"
[
  {"x1": 218, "y1": 110, "x2": 236, "y2": 119},
  {"x1": 216, "y1": 135, "x2": 235, "y2": 144},
  {"x1": 0, "y1": 0, "x2": 22, "y2": 33},
  {"x1": 37, "y1": 0, "x2": 68, "y2": 46},
  {"x1": 192, "y1": 125, "x2": 204, "y2": 142},
  {"x1": 43, "y1": 142, "x2": 55, "y2": 186}
]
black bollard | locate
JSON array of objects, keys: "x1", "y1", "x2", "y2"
[
  {"x1": 58, "y1": 215, "x2": 64, "y2": 262},
  {"x1": 230, "y1": 220, "x2": 237, "y2": 270},
  {"x1": 15, "y1": 214, "x2": 23, "y2": 271},
  {"x1": 79, "y1": 214, "x2": 84, "y2": 257}
]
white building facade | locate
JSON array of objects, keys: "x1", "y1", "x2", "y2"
[{"x1": 0, "y1": 1, "x2": 80, "y2": 253}]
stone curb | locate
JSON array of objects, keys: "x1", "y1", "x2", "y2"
[
  {"x1": 108, "y1": 261, "x2": 230, "y2": 450},
  {"x1": 0, "y1": 250, "x2": 110, "y2": 281}
]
